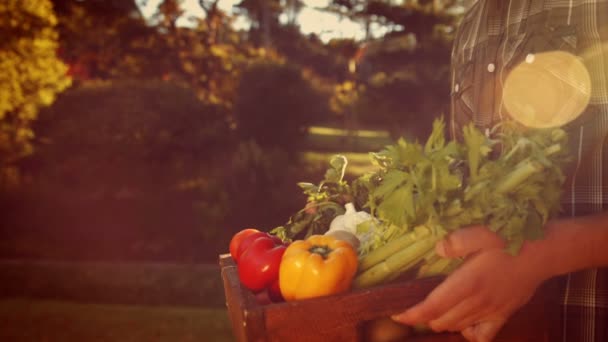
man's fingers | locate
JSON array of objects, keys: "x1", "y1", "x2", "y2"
[
  {"x1": 392, "y1": 286, "x2": 458, "y2": 324},
  {"x1": 392, "y1": 270, "x2": 475, "y2": 325},
  {"x1": 461, "y1": 319, "x2": 506, "y2": 342},
  {"x1": 427, "y1": 298, "x2": 483, "y2": 332},
  {"x1": 476, "y1": 320, "x2": 505, "y2": 342},
  {"x1": 436, "y1": 226, "x2": 505, "y2": 258},
  {"x1": 391, "y1": 301, "x2": 435, "y2": 325}
]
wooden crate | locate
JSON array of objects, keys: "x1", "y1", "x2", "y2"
[{"x1": 219, "y1": 254, "x2": 560, "y2": 342}]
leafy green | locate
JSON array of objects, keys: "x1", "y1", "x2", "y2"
[
  {"x1": 352, "y1": 119, "x2": 571, "y2": 287},
  {"x1": 376, "y1": 180, "x2": 413, "y2": 228},
  {"x1": 273, "y1": 118, "x2": 570, "y2": 264},
  {"x1": 272, "y1": 155, "x2": 368, "y2": 241},
  {"x1": 357, "y1": 118, "x2": 570, "y2": 256},
  {"x1": 462, "y1": 123, "x2": 494, "y2": 181},
  {"x1": 297, "y1": 154, "x2": 349, "y2": 203}
]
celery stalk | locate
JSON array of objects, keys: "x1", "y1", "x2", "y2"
[
  {"x1": 544, "y1": 144, "x2": 561, "y2": 156},
  {"x1": 417, "y1": 256, "x2": 453, "y2": 278},
  {"x1": 358, "y1": 226, "x2": 431, "y2": 272},
  {"x1": 354, "y1": 236, "x2": 437, "y2": 289},
  {"x1": 495, "y1": 160, "x2": 543, "y2": 194},
  {"x1": 382, "y1": 249, "x2": 437, "y2": 283}
]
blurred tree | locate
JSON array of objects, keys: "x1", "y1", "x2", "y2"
[
  {"x1": 27, "y1": 80, "x2": 306, "y2": 249},
  {"x1": 30, "y1": 80, "x2": 232, "y2": 198},
  {"x1": 234, "y1": 0, "x2": 283, "y2": 47},
  {"x1": 325, "y1": 0, "x2": 460, "y2": 38},
  {"x1": 154, "y1": 0, "x2": 264, "y2": 110},
  {"x1": 327, "y1": 0, "x2": 461, "y2": 139},
  {"x1": 50, "y1": 0, "x2": 159, "y2": 80},
  {"x1": 0, "y1": 0, "x2": 71, "y2": 187},
  {"x1": 53, "y1": 0, "x2": 265, "y2": 111},
  {"x1": 233, "y1": 61, "x2": 329, "y2": 152},
  {"x1": 270, "y1": 25, "x2": 354, "y2": 81},
  {"x1": 282, "y1": 0, "x2": 304, "y2": 26}
]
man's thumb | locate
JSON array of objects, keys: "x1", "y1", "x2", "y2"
[{"x1": 436, "y1": 226, "x2": 505, "y2": 258}]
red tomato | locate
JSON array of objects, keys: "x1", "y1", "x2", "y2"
[
  {"x1": 235, "y1": 231, "x2": 283, "y2": 263},
  {"x1": 229, "y1": 228, "x2": 260, "y2": 262},
  {"x1": 235, "y1": 231, "x2": 269, "y2": 262},
  {"x1": 237, "y1": 237, "x2": 287, "y2": 293}
]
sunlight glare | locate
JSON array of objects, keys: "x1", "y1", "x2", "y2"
[{"x1": 502, "y1": 50, "x2": 591, "y2": 128}]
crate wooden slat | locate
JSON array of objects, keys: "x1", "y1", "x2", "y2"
[{"x1": 219, "y1": 254, "x2": 559, "y2": 342}]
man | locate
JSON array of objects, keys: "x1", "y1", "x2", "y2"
[{"x1": 392, "y1": 1, "x2": 608, "y2": 341}]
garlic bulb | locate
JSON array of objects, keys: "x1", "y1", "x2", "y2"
[
  {"x1": 328, "y1": 202, "x2": 372, "y2": 235},
  {"x1": 325, "y1": 230, "x2": 360, "y2": 250}
]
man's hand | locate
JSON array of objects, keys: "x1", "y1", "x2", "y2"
[{"x1": 391, "y1": 226, "x2": 548, "y2": 342}]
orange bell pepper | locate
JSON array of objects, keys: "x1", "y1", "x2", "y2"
[{"x1": 279, "y1": 234, "x2": 358, "y2": 301}]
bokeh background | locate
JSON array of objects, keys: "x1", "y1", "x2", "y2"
[{"x1": 0, "y1": 0, "x2": 465, "y2": 340}]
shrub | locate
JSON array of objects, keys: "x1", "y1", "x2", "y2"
[
  {"x1": 216, "y1": 140, "x2": 305, "y2": 235},
  {"x1": 233, "y1": 62, "x2": 328, "y2": 152},
  {"x1": 29, "y1": 80, "x2": 233, "y2": 198}
]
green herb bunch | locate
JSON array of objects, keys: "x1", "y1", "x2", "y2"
[
  {"x1": 272, "y1": 118, "x2": 570, "y2": 288},
  {"x1": 354, "y1": 118, "x2": 570, "y2": 287}
]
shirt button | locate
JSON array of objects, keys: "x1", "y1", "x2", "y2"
[
  {"x1": 487, "y1": 63, "x2": 495, "y2": 72},
  {"x1": 526, "y1": 53, "x2": 535, "y2": 63},
  {"x1": 454, "y1": 83, "x2": 460, "y2": 92}
]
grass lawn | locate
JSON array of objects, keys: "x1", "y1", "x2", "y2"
[
  {"x1": 305, "y1": 126, "x2": 394, "y2": 153},
  {"x1": 302, "y1": 126, "x2": 394, "y2": 178},
  {"x1": 0, "y1": 298, "x2": 234, "y2": 342},
  {"x1": 0, "y1": 260, "x2": 226, "y2": 307}
]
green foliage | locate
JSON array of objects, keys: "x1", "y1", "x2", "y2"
[
  {"x1": 353, "y1": 30, "x2": 453, "y2": 139},
  {"x1": 54, "y1": 0, "x2": 259, "y2": 111},
  {"x1": 162, "y1": 26, "x2": 259, "y2": 109},
  {"x1": 324, "y1": 1, "x2": 460, "y2": 139},
  {"x1": 52, "y1": 0, "x2": 156, "y2": 80},
  {"x1": 31, "y1": 80, "x2": 232, "y2": 197},
  {"x1": 0, "y1": 0, "x2": 467, "y2": 264},
  {"x1": 272, "y1": 25, "x2": 351, "y2": 79},
  {"x1": 362, "y1": 119, "x2": 570, "y2": 255},
  {"x1": 0, "y1": 0, "x2": 71, "y2": 186},
  {"x1": 154, "y1": 0, "x2": 264, "y2": 109},
  {"x1": 216, "y1": 140, "x2": 308, "y2": 235},
  {"x1": 234, "y1": 0, "x2": 283, "y2": 46},
  {"x1": 233, "y1": 61, "x2": 329, "y2": 152}
]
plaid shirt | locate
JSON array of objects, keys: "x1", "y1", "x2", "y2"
[{"x1": 450, "y1": 0, "x2": 608, "y2": 340}]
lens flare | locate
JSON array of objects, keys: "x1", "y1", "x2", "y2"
[{"x1": 502, "y1": 50, "x2": 591, "y2": 128}]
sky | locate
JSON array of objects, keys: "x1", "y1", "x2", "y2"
[{"x1": 136, "y1": 0, "x2": 385, "y2": 42}]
